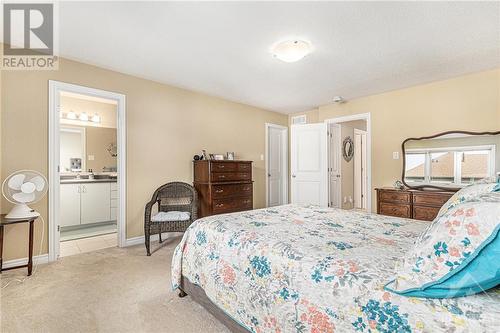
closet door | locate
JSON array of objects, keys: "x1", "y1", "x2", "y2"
[{"x1": 290, "y1": 123, "x2": 328, "y2": 207}]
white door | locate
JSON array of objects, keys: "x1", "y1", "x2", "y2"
[
  {"x1": 267, "y1": 125, "x2": 287, "y2": 207},
  {"x1": 291, "y1": 123, "x2": 328, "y2": 206},
  {"x1": 60, "y1": 183, "x2": 81, "y2": 227},
  {"x1": 329, "y1": 124, "x2": 342, "y2": 208},
  {"x1": 354, "y1": 129, "x2": 368, "y2": 210},
  {"x1": 80, "y1": 182, "x2": 111, "y2": 224}
]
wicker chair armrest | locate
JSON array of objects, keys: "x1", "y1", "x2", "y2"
[{"x1": 144, "y1": 198, "x2": 157, "y2": 222}]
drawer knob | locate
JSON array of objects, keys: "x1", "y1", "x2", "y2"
[
  {"x1": 243, "y1": 187, "x2": 250, "y2": 191},
  {"x1": 219, "y1": 175, "x2": 225, "y2": 178},
  {"x1": 218, "y1": 165, "x2": 225, "y2": 168},
  {"x1": 215, "y1": 204, "x2": 224, "y2": 208},
  {"x1": 215, "y1": 189, "x2": 224, "y2": 193},
  {"x1": 244, "y1": 200, "x2": 250, "y2": 204}
]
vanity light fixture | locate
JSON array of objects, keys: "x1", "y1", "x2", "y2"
[
  {"x1": 66, "y1": 111, "x2": 77, "y2": 120},
  {"x1": 79, "y1": 112, "x2": 89, "y2": 121},
  {"x1": 271, "y1": 39, "x2": 312, "y2": 63},
  {"x1": 91, "y1": 113, "x2": 101, "y2": 123}
]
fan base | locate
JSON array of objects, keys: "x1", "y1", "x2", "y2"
[{"x1": 5, "y1": 204, "x2": 40, "y2": 219}]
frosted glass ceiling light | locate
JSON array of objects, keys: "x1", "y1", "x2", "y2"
[{"x1": 271, "y1": 39, "x2": 312, "y2": 63}]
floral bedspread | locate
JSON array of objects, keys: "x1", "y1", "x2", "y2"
[{"x1": 171, "y1": 205, "x2": 500, "y2": 333}]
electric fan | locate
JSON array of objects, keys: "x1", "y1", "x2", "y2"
[{"x1": 2, "y1": 170, "x2": 47, "y2": 219}]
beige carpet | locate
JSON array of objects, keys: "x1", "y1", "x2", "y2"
[{"x1": 1, "y1": 237, "x2": 230, "y2": 333}]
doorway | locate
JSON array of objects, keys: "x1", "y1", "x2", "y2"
[
  {"x1": 325, "y1": 113, "x2": 371, "y2": 212},
  {"x1": 48, "y1": 81, "x2": 126, "y2": 261},
  {"x1": 265, "y1": 123, "x2": 288, "y2": 207}
]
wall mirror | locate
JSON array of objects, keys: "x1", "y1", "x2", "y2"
[
  {"x1": 402, "y1": 131, "x2": 500, "y2": 191},
  {"x1": 342, "y1": 136, "x2": 354, "y2": 162}
]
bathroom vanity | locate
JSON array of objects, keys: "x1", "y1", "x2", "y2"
[{"x1": 60, "y1": 176, "x2": 117, "y2": 227}]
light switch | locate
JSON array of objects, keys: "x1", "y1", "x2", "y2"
[
  {"x1": 88, "y1": 155, "x2": 95, "y2": 161},
  {"x1": 260, "y1": 154, "x2": 264, "y2": 161},
  {"x1": 392, "y1": 152, "x2": 399, "y2": 160}
]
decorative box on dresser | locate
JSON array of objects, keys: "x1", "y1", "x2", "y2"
[
  {"x1": 194, "y1": 160, "x2": 253, "y2": 218},
  {"x1": 375, "y1": 188, "x2": 454, "y2": 221}
]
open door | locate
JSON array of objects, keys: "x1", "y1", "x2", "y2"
[
  {"x1": 354, "y1": 129, "x2": 368, "y2": 210},
  {"x1": 329, "y1": 123, "x2": 342, "y2": 208},
  {"x1": 290, "y1": 123, "x2": 328, "y2": 207}
]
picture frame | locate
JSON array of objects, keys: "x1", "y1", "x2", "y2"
[
  {"x1": 226, "y1": 152, "x2": 235, "y2": 160},
  {"x1": 214, "y1": 154, "x2": 225, "y2": 160},
  {"x1": 209, "y1": 154, "x2": 215, "y2": 160}
]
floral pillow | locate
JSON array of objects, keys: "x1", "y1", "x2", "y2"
[
  {"x1": 385, "y1": 198, "x2": 500, "y2": 298},
  {"x1": 436, "y1": 182, "x2": 499, "y2": 219}
]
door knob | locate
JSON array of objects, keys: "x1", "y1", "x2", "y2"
[
  {"x1": 292, "y1": 174, "x2": 296, "y2": 178},
  {"x1": 267, "y1": 173, "x2": 271, "y2": 177}
]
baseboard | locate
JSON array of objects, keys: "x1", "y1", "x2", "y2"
[
  {"x1": 124, "y1": 232, "x2": 183, "y2": 247},
  {"x1": 2, "y1": 254, "x2": 49, "y2": 269}
]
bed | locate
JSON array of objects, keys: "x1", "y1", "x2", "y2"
[{"x1": 171, "y1": 205, "x2": 500, "y2": 332}]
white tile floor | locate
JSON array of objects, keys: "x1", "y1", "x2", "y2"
[{"x1": 60, "y1": 233, "x2": 117, "y2": 257}]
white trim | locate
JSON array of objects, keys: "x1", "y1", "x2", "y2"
[
  {"x1": 48, "y1": 81, "x2": 127, "y2": 263},
  {"x1": 265, "y1": 123, "x2": 289, "y2": 207},
  {"x1": 124, "y1": 232, "x2": 184, "y2": 247},
  {"x1": 2, "y1": 254, "x2": 49, "y2": 269},
  {"x1": 324, "y1": 113, "x2": 372, "y2": 212}
]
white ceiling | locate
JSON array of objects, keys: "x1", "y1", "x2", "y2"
[{"x1": 58, "y1": 2, "x2": 500, "y2": 114}]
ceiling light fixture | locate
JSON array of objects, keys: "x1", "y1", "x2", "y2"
[{"x1": 271, "y1": 39, "x2": 312, "y2": 63}]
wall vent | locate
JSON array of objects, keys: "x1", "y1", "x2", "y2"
[{"x1": 291, "y1": 115, "x2": 307, "y2": 125}]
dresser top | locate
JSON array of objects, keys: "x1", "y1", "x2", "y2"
[
  {"x1": 193, "y1": 160, "x2": 253, "y2": 163},
  {"x1": 375, "y1": 187, "x2": 455, "y2": 194}
]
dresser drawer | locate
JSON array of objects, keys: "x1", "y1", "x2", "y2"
[
  {"x1": 211, "y1": 162, "x2": 237, "y2": 172},
  {"x1": 412, "y1": 192, "x2": 452, "y2": 207},
  {"x1": 379, "y1": 191, "x2": 411, "y2": 204},
  {"x1": 413, "y1": 206, "x2": 440, "y2": 221},
  {"x1": 212, "y1": 183, "x2": 252, "y2": 198},
  {"x1": 213, "y1": 196, "x2": 252, "y2": 214},
  {"x1": 237, "y1": 163, "x2": 252, "y2": 172},
  {"x1": 211, "y1": 172, "x2": 251, "y2": 182},
  {"x1": 379, "y1": 203, "x2": 411, "y2": 218}
]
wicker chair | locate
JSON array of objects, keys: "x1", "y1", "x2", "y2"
[{"x1": 144, "y1": 182, "x2": 198, "y2": 256}]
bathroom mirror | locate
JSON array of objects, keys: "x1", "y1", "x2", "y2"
[
  {"x1": 402, "y1": 131, "x2": 500, "y2": 191},
  {"x1": 60, "y1": 125, "x2": 117, "y2": 173}
]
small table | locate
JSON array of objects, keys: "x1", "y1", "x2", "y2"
[{"x1": 0, "y1": 214, "x2": 37, "y2": 276}]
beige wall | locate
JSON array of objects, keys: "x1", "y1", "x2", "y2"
[
  {"x1": 1, "y1": 58, "x2": 287, "y2": 261},
  {"x1": 291, "y1": 68, "x2": 500, "y2": 211}
]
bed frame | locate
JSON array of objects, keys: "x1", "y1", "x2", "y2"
[{"x1": 179, "y1": 276, "x2": 248, "y2": 333}]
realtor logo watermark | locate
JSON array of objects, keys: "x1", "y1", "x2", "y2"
[{"x1": 2, "y1": 2, "x2": 58, "y2": 70}]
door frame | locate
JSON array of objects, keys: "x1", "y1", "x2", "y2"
[
  {"x1": 324, "y1": 113, "x2": 372, "y2": 212},
  {"x1": 48, "y1": 80, "x2": 126, "y2": 262},
  {"x1": 265, "y1": 123, "x2": 288, "y2": 207}
]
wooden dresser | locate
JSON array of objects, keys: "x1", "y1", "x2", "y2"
[
  {"x1": 193, "y1": 160, "x2": 253, "y2": 218},
  {"x1": 375, "y1": 188, "x2": 454, "y2": 221}
]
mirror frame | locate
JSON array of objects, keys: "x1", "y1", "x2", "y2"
[{"x1": 401, "y1": 130, "x2": 500, "y2": 192}]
